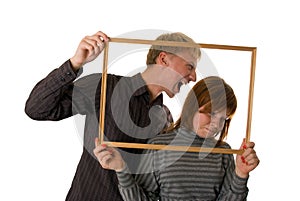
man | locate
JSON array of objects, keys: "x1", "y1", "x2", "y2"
[{"x1": 25, "y1": 30, "x2": 201, "y2": 200}]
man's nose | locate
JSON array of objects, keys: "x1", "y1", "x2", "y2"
[{"x1": 189, "y1": 70, "x2": 196, "y2": 82}]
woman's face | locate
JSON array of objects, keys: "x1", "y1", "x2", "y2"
[{"x1": 192, "y1": 106, "x2": 227, "y2": 138}]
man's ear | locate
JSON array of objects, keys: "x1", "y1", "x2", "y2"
[{"x1": 156, "y1": 52, "x2": 169, "y2": 66}]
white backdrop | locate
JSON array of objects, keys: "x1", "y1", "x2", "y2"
[{"x1": 1, "y1": 0, "x2": 299, "y2": 200}]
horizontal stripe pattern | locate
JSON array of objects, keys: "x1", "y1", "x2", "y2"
[{"x1": 117, "y1": 128, "x2": 249, "y2": 201}]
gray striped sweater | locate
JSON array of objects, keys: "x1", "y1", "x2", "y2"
[{"x1": 116, "y1": 127, "x2": 249, "y2": 201}]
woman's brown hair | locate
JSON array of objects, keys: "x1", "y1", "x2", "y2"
[{"x1": 165, "y1": 76, "x2": 237, "y2": 145}]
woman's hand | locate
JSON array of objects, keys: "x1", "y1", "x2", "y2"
[
  {"x1": 235, "y1": 139, "x2": 260, "y2": 178},
  {"x1": 70, "y1": 31, "x2": 109, "y2": 70},
  {"x1": 93, "y1": 137, "x2": 126, "y2": 172}
]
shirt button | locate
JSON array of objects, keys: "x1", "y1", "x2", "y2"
[
  {"x1": 60, "y1": 77, "x2": 65, "y2": 82},
  {"x1": 66, "y1": 72, "x2": 72, "y2": 76}
]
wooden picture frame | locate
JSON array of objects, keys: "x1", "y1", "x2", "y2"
[{"x1": 98, "y1": 37, "x2": 256, "y2": 155}]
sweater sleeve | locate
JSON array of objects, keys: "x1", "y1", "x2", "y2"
[
  {"x1": 217, "y1": 154, "x2": 249, "y2": 201},
  {"x1": 116, "y1": 150, "x2": 160, "y2": 201},
  {"x1": 25, "y1": 60, "x2": 98, "y2": 120}
]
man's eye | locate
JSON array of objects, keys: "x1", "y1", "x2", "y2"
[{"x1": 187, "y1": 64, "x2": 194, "y2": 70}]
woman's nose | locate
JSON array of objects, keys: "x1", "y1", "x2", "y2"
[{"x1": 211, "y1": 117, "x2": 225, "y2": 129}]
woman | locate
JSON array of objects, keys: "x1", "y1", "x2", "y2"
[{"x1": 94, "y1": 76, "x2": 260, "y2": 200}]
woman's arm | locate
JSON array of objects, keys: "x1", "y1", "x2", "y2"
[
  {"x1": 93, "y1": 138, "x2": 160, "y2": 201},
  {"x1": 217, "y1": 140, "x2": 260, "y2": 201}
]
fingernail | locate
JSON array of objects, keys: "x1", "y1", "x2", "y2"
[
  {"x1": 243, "y1": 144, "x2": 247, "y2": 149},
  {"x1": 241, "y1": 156, "x2": 245, "y2": 163}
]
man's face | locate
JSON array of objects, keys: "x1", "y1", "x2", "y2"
[{"x1": 163, "y1": 52, "x2": 197, "y2": 98}]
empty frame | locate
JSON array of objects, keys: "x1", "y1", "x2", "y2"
[{"x1": 98, "y1": 37, "x2": 256, "y2": 155}]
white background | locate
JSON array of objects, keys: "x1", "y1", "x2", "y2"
[{"x1": 1, "y1": 0, "x2": 299, "y2": 200}]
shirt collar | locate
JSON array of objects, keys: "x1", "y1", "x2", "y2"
[
  {"x1": 131, "y1": 73, "x2": 148, "y2": 96},
  {"x1": 177, "y1": 127, "x2": 218, "y2": 147},
  {"x1": 130, "y1": 73, "x2": 163, "y2": 105}
]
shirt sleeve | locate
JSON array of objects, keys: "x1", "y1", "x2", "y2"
[
  {"x1": 217, "y1": 154, "x2": 249, "y2": 201},
  {"x1": 116, "y1": 149, "x2": 160, "y2": 201},
  {"x1": 25, "y1": 60, "x2": 97, "y2": 120}
]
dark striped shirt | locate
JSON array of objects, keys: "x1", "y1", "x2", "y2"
[
  {"x1": 117, "y1": 127, "x2": 249, "y2": 201},
  {"x1": 25, "y1": 60, "x2": 170, "y2": 201}
]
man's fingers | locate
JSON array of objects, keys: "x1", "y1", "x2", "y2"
[{"x1": 95, "y1": 31, "x2": 109, "y2": 42}]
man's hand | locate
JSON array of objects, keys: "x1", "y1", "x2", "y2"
[{"x1": 70, "y1": 31, "x2": 109, "y2": 71}]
